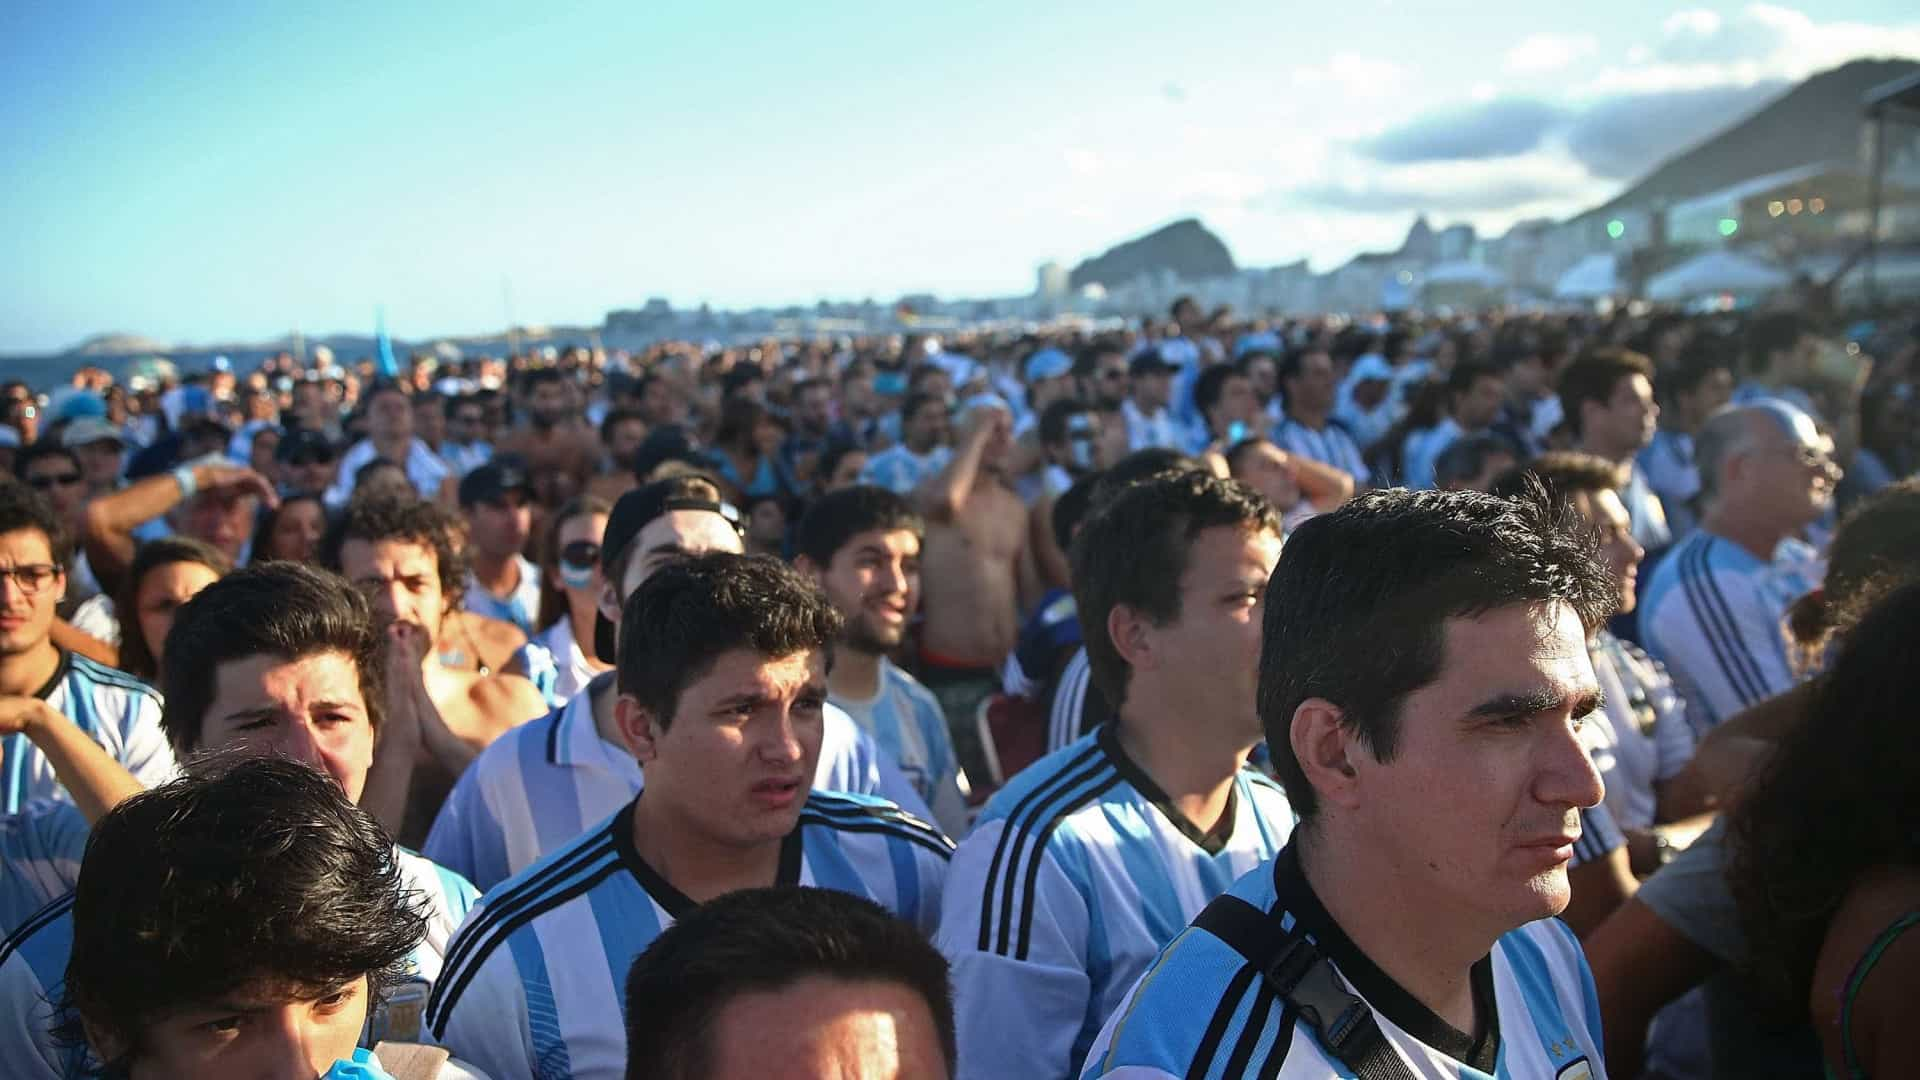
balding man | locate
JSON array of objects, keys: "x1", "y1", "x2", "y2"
[{"x1": 1638, "y1": 401, "x2": 1838, "y2": 728}]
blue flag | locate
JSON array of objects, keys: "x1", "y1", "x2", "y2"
[{"x1": 375, "y1": 307, "x2": 399, "y2": 377}]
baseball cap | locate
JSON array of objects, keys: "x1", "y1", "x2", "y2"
[
  {"x1": 1024, "y1": 348, "x2": 1072, "y2": 383},
  {"x1": 1348, "y1": 355, "x2": 1394, "y2": 383},
  {"x1": 1130, "y1": 350, "x2": 1179, "y2": 377},
  {"x1": 593, "y1": 479, "x2": 744, "y2": 663},
  {"x1": 58, "y1": 417, "x2": 124, "y2": 449},
  {"x1": 457, "y1": 456, "x2": 534, "y2": 507}
]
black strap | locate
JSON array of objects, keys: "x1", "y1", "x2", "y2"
[{"x1": 1193, "y1": 894, "x2": 1418, "y2": 1080}]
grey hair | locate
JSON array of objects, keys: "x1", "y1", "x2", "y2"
[{"x1": 1694, "y1": 405, "x2": 1768, "y2": 506}]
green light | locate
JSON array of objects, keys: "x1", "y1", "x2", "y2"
[
  {"x1": 1606, "y1": 219, "x2": 1626, "y2": 240},
  {"x1": 1717, "y1": 217, "x2": 1739, "y2": 236}
]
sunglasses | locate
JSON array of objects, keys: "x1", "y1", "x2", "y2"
[
  {"x1": 28, "y1": 473, "x2": 83, "y2": 490},
  {"x1": 559, "y1": 541, "x2": 601, "y2": 571}
]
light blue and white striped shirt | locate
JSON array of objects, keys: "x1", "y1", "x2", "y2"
[
  {"x1": 830, "y1": 658, "x2": 968, "y2": 838},
  {"x1": 1080, "y1": 846, "x2": 1605, "y2": 1079},
  {"x1": 1639, "y1": 528, "x2": 1822, "y2": 729},
  {"x1": 0, "y1": 803, "x2": 87, "y2": 937},
  {"x1": 0, "y1": 848, "x2": 478, "y2": 1079},
  {"x1": 1272, "y1": 416, "x2": 1371, "y2": 486},
  {"x1": 423, "y1": 791, "x2": 952, "y2": 1080},
  {"x1": 859, "y1": 444, "x2": 954, "y2": 496},
  {"x1": 462, "y1": 556, "x2": 543, "y2": 635},
  {"x1": 4, "y1": 653, "x2": 177, "y2": 815},
  {"x1": 422, "y1": 675, "x2": 936, "y2": 892},
  {"x1": 938, "y1": 726, "x2": 1295, "y2": 1080}
]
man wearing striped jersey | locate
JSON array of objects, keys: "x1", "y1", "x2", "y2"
[
  {"x1": 424, "y1": 554, "x2": 950, "y2": 1080},
  {"x1": 422, "y1": 478, "x2": 930, "y2": 891},
  {"x1": 0, "y1": 562, "x2": 480, "y2": 1078},
  {"x1": 1272, "y1": 346, "x2": 1370, "y2": 486},
  {"x1": 940, "y1": 470, "x2": 1294, "y2": 1080},
  {"x1": 1084, "y1": 488, "x2": 1616, "y2": 1079},
  {"x1": 1639, "y1": 401, "x2": 1834, "y2": 728},
  {"x1": 0, "y1": 695, "x2": 143, "y2": 934},
  {"x1": 0, "y1": 480, "x2": 176, "y2": 813},
  {"x1": 796, "y1": 486, "x2": 969, "y2": 836}
]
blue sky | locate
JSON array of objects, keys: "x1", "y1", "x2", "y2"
[{"x1": 4, "y1": 1, "x2": 1918, "y2": 351}]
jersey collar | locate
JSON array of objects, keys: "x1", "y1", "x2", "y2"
[{"x1": 612, "y1": 795, "x2": 805, "y2": 918}]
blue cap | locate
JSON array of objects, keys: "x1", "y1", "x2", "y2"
[
  {"x1": 1024, "y1": 348, "x2": 1072, "y2": 382},
  {"x1": 1234, "y1": 332, "x2": 1281, "y2": 359}
]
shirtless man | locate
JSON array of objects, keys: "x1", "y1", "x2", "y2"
[
  {"x1": 915, "y1": 395, "x2": 1039, "y2": 783},
  {"x1": 322, "y1": 496, "x2": 548, "y2": 847},
  {"x1": 496, "y1": 369, "x2": 598, "y2": 509}
]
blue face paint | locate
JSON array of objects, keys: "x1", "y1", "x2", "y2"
[{"x1": 558, "y1": 562, "x2": 595, "y2": 591}]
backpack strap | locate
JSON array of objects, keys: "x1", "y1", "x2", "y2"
[
  {"x1": 371, "y1": 1041, "x2": 452, "y2": 1080},
  {"x1": 1192, "y1": 894, "x2": 1417, "y2": 1080}
]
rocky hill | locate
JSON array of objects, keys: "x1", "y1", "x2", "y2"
[{"x1": 1069, "y1": 217, "x2": 1237, "y2": 290}]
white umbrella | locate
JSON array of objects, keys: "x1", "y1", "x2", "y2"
[
  {"x1": 1554, "y1": 254, "x2": 1619, "y2": 300},
  {"x1": 1647, "y1": 251, "x2": 1789, "y2": 302}
]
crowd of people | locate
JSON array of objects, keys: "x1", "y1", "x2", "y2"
[{"x1": 0, "y1": 298, "x2": 1915, "y2": 1078}]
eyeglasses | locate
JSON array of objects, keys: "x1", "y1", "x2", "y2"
[
  {"x1": 0, "y1": 564, "x2": 60, "y2": 594},
  {"x1": 1759, "y1": 443, "x2": 1836, "y2": 470},
  {"x1": 27, "y1": 473, "x2": 83, "y2": 490},
  {"x1": 559, "y1": 541, "x2": 601, "y2": 570}
]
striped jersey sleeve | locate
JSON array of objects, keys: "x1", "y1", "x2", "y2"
[
  {"x1": 0, "y1": 895, "x2": 81, "y2": 1080},
  {"x1": 0, "y1": 803, "x2": 87, "y2": 938},
  {"x1": 830, "y1": 661, "x2": 969, "y2": 838},
  {"x1": 798, "y1": 791, "x2": 955, "y2": 938},
  {"x1": 6, "y1": 655, "x2": 178, "y2": 813},
  {"x1": 1048, "y1": 648, "x2": 1095, "y2": 755},
  {"x1": 1274, "y1": 417, "x2": 1371, "y2": 485}
]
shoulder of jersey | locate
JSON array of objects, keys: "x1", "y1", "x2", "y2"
[
  {"x1": 976, "y1": 730, "x2": 1117, "y2": 824},
  {"x1": 800, "y1": 791, "x2": 954, "y2": 856},
  {"x1": 67, "y1": 654, "x2": 162, "y2": 705},
  {"x1": 470, "y1": 703, "x2": 566, "y2": 773},
  {"x1": 1239, "y1": 767, "x2": 1290, "y2": 801},
  {"x1": 0, "y1": 891, "x2": 75, "y2": 968}
]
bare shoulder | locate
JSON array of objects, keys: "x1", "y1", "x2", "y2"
[
  {"x1": 1810, "y1": 866, "x2": 1920, "y2": 1065},
  {"x1": 461, "y1": 612, "x2": 527, "y2": 666},
  {"x1": 469, "y1": 671, "x2": 549, "y2": 727}
]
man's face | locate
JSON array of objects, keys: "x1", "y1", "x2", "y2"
[
  {"x1": 174, "y1": 492, "x2": 257, "y2": 563},
  {"x1": 902, "y1": 402, "x2": 949, "y2": 452},
  {"x1": 1588, "y1": 374, "x2": 1659, "y2": 453},
  {"x1": 1732, "y1": 411, "x2": 1840, "y2": 527},
  {"x1": 413, "y1": 400, "x2": 446, "y2": 446},
  {"x1": 127, "y1": 975, "x2": 371, "y2": 1080},
  {"x1": 75, "y1": 439, "x2": 123, "y2": 492},
  {"x1": 747, "y1": 500, "x2": 787, "y2": 551},
  {"x1": 1212, "y1": 374, "x2": 1259, "y2": 431},
  {"x1": 1138, "y1": 525, "x2": 1282, "y2": 740},
  {"x1": 135, "y1": 560, "x2": 221, "y2": 671},
  {"x1": 339, "y1": 538, "x2": 446, "y2": 648},
  {"x1": 622, "y1": 647, "x2": 828, "y2": 847},
  {"x1": 450, "y1": 405, "x2": 487, "y2": 446},
  {"x1": 641, "y1": 381, "x2": 682, "y2": 427},
  {"x1": 0, "y1": 529, "x2": 63, "y2": 655},
  {"x1": 600, "y1": 510, "x2": 745, "y2": 630},
  {"x1": 1571, "y1": 489, "x2": 1644, "y2": 615},
  {"x1": 607, "y1": 418, "x2": 648, "y2": 463},
  {"x1": 1134, "y1": 370, "x2": 1173, "y2": 410},
  {"x1": 1677, "y1": 367, "x2": 1735, "y2": 428},
  {"x1": 1230, "y1": 442, "x2": 1302, "y2": 511},
  {"x1": 826, "y1": 451, "x2": 869, "y2": 492},
  {"x1": 1455, "y1": 375, "x2": 1508, "y2": 432},
  {"x1": 703, "y1": 975, "x2": 950, "y2": 1080},
  {"x1": 796, "y1": 387, "x2": 834, "y2": 434},
  {"x1": 1089, "y1": 353, "x2": 1130, "y2": 407},
  {"x1": 290, "y1": 454, "x2": 336, "y2": 495},
  {"x1": 1244, "y1": 356, "x2": 1277, "y2": 400},
  {"x1": 366, "y1": 389, "x2": 411, "y2": 443},
  {"x1": 1347, "y1": 602, "x2": 1604, "y2": 931},
  {"x1": 23, "y1": 455, "x2": 89, "y2": 520},
  {"x1": 530, "y1": 382, "x2": 571, "y2": 427},
  {"x1": 1508, "y1": 355, "x2": 1549, "y2": 398},
  {"x1": 465, "y1": 491, "x2": 532, "y2": 559},
  {"x1": 198, "y1": 649, "x2": 376, "y2": 804},
  {"x1": 1285, "y1": 352, "x2": 1337, "y2": 415},
  {"x1": 814, "y1": 528, "x2": 919, "y2": 655}
]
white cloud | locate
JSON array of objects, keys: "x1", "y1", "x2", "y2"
[
  {"x1": 1586, "y1": 4, "x2": 1920, "y2": 97},
  {"x1": 1505, "y1": 33, "x2": 1598, "y2": 73},
  {"x1": 1291, "y1": 52, "x2": 1403, "y2": 97},
  {"x1": 1663, "y1": 10, "x2": 1722, "y2": 37},
  {"x1": 1063, "y1": 148, "x2": 1104, "y2": 177}
]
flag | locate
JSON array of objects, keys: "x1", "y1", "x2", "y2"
[{"x1": 376, "y1": 307, "x2": 399, "y2": 377}]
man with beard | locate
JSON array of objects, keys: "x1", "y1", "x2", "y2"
[
  {"x1": 1072, "y1": 343, "x2": 1130, "y2": 410},
  {"x1": 796, "y1": 487, "x2": 967, "y2": 837},
  {"x1": 327, "y1": 380, "x2": 454, "y2": 507},
  {"x1": 1273, "y1": 344, "x2": 1370, "y2": 485},
  {"x1": 498, "y1": 368, "x2": 597, "y2": 508},
  {"x1": 324, "y1": 497, "x2": 548, "y2": 846}
]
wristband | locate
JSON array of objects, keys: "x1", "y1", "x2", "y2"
[{"x1": 173, "y1": 464, "x2": 198, "y2": 500}]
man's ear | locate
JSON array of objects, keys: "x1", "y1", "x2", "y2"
[
  {"x1": 1106, "y1": 603, "x2": 1154, "y2": 673},
  {"x1": 615, "y1": 693, "x2": 661, "y2": 765},
  {"x1": 1289, "y1": 697, "x2": 1365, "y2": 814},
  {"x1": 598, "y1": 579, "x2": 623, "y2": 624}
]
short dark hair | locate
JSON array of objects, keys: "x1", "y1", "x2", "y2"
[
  {"x1": 1037, "y1": 397, "x2": 1092, "y2": 447},
  {"x1": 815, "y1": 440, "x2": 864, "y2": 485},
  {"x1": 1072, "y1": 470, "x2": 1280, "y2": 708},
  {"x1": 794, "y1": 486, "x2": 922, "y2": 567},
  {"x1": 1433, "y1": 434, "x2": 1519, "y2": 491},
  {"x1": 1259, "y1": 488, "x2": 1616, "y2": 819},
  {"x1": 1051, "y1": 471, "x2": 1101, "y2": 553},
  {"x1": 15, "y1": 443, "x2": 83, "y2": 480},
  {"x1": 1743, "y1": 312, "x2": 1808, "y2": 375},
  {"x1": 522, "y1": 366, "x2": 568, "y2": 392},
  {"x1": 1559, "y1": 348, "x2": 1654, "y2": 437},
  {"x1": 1073, "y1": 342, "x2": 1123, "y2": 377},
  {"x1": 1445, "y1": 359, "x2": 1503, "y2": 404},
  {"x1": 1661, "y1": 337, "x2": 1736, "y2": 402},
  {"x1": 321, "y1": 495, "x2": 467, "y2": 608},
  {"x1": 623, "y1": 887, "x2": 956, "y2": 1080},
  {"x1": 1193, "y1": 364, "x2": 1245, "y2": 417},
  {"x1": 0, "y1": 477, "x2": 71, "y2": 571},
  {"x1": 117, "y1": 536, "x2": 233, "y2": 683},
  {"x1": 1276, "y1": 344, "x2": 1328, "y2": 385},
  {"x1": 353, "y1": 456, "x2": 409, "y2": 492},
  {"x1": 1089, "y1": 448, "x2": 1202, "y2": 509},
  {"x1": 62, "y1": 755, "x2": 427, "y2": 1069},
  {"x1": 899, "y1": 391, "x2": 945, "y2": 427},
  {"x1": 362, "y1": 378, "x2": 409, "y2": 407},
  {"x1": 599, "y1": 406, "x2": 647, "y2": 446},
  {"x1": 617, "y1": 553, "x2": 840, "y2": 728},
  {"x1": 1488, "y1": 451, "x2": 1626, "y2": 504},
  {"x1": 160, "y1": 562, "x2": 386, "y2": 754}
]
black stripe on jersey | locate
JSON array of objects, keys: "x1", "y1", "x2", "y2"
[
  {"x1": 1694, "y1": 540, "x2": 1772, "y2": 704},
  {"x1": 70, "y1": 654, "x2": 162, "y2": 704},
  {"x1": 541, "y1": 707, "x2": 566, "y2": 764},
  {"x1": 974, "y1": 741, "x2": 1107, "y2": 951},
  {"x1": 987, "y1": 753, "x2": 1120, "y2": 956},
  {"x1": 1680, "y1": 540, "x2": 1766, "y2": 707},
  {"x1": 806, "y1": 793, "x2": 951, "y2": 843},
  {"x1": 1185, "y1": 961, "x2": 1259, "y2": 1080},
  {"x1": 1013, "y1": 770, "x2": 1123, "y2": 958},
  {"x1": 0, "y1": 892, "x2": 74, "y2": 969},
  {"x1": 1254, "y1": 1002, "x2": 1297, "y2": 1079},
  {"x1": 795, "y1": 815, "x2": 955, "y2": 859},
  {"x1": 1220, "y1": 977, "x2": 1279, "y2": 1077}
]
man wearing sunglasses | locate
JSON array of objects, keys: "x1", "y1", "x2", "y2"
[{"x1": 276, "y1": 427, "x2": 340, "y2": 495}]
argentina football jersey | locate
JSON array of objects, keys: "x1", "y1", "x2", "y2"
[
  {"x1": 0, "y1": 803, "x2": 87, "y2": 937},
  {"x1": 828, "y1": 656, "x2": 968, "y2": 837},
  {"x1": 423, "y1": 790, "x2": 952, "y2": 1080},
  {"x1": 939, "y1": 726, "x2": 1295, "y2": 1079},
  {"x1": 1080, "y1": 846, "x2": 1605, "y2": 1079},
  {"x1": 3, "y1": 654, "x2": 176, "y2": 813}
]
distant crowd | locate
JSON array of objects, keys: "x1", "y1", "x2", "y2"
[{"x1": 0, "y1": 297, "x2": 1915, "y2": 1078}]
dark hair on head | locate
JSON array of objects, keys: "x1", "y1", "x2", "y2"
[
  {"x1": 899, "y1": 391, "x2": 945, "y2": 428},
  {"x1": 1488, "y1": 451, "x2": 1626, "y2": 504},
  {"x1": 1277, "y1": 344, "x2": 1329, "y2": 385},
  {"x1": 1559, "y1": 348, "x2": 1654, "y2": 437},
  {"x1": 0, "y1": 477, "x2": 72, "y2": 571},
  {"x1": 1052, "y1": 471, "x2": 1101, "y2": 554},
  {"x1": 60, "y1": 754, "x2": 427, "y2": 1069},
  {"x1": 522, "y1": 366, "x2": 568, "y2": 391},
  {"x1": 320, "y1": 495, "x2": 467, "y2": 613},
  {"x1": 1072, "y1": 470, "x2": 1280, "y2": 707},
  {"x1": 623, "y1": 886, "x2": 956, "y2": 1080},
  {"x1": 815, "y1": 440, "x2": 865, "y2": 486},
  {"x1": 362, "y1": 378, "x2": 409, "y2": 407},
  {"x1": 1432, "y1": 434, "x2": 1520, "y2": 491},
  {"x1": 720, "y1": 365, "x2": 765, "y2": 399},
  {"x1": 250, "y1": 491, "x2": 330, "y2": 565},
  {"x1": 1728, "y1": 576, "x2": 1920, "y2": 1023},
  {"x1": 1073, "y1": 341, "x2": 1123, "y2": 377},
  {"x1": 117, "y1": 536, "x2": 233, "y2": 682},
  {"x1": 617, "y1": 552, "x2": 840, "y2": 728},
  {"x1": 1089, "y1": 447, "x2": 1202, "y2": 509},
  {"x1": 1783, "y1": 478, "x2": 1920, "y2": 655},
  {"x1": 599, "y1": 406, "x2": 647, "y2": 446},
  {"x1": 443, "y1": 393, "x2": 480, "y2": 420},
  {"x1": 16, "y1": 442, "x2": 83, "y2": 481},
  {"x1": 1445, "y1": 358, "x2": 1502, "y2": 402},
  {"x1": 1659, "y1": 336, "x2": 1736, "y2": 402},
  {"x1": 160, "y1": 562, "x2": 385, "y2": 754},
  {"x1": 1260, "y1": 487, "x2": 1616, "y2": 819},
  {"x1": 1743, "y1": 312, "x2": 1808, "y2": 376},
  {"x1": 537, "y1": 494, "x2": 613, "y2": 632},
  {"x1": 1192, "y1": 364, "x2": 1245, "y2": 419},
  {"x1": 712, "y1": 397, "x2": 771, "y2": 452},
  {"x1": 353, "y1": 456, "x2": 410, "y2": 493},
  {"x1": 794, "y1": 486, "x2": 922, "y2": 568},
  {"x1": 1038, "y1": 397, "x2": 1092, "y2": 447},
  {"x1": 1223, "y1": 436, "x2": 1274, "y2": 477}
]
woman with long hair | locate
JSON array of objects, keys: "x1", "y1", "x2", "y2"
[
  {"x1": 530, "y1": 495, "x2": 612, "y2": 701},
  {"x1": 1726, "y1": 577, "x2": 1920, "y2": 1079},
  {"x1": 250, "y1": 491, "x2": 329, "y2": 564},
  {"x1": 701, "y1": 397, "x2": 797, "y2": 500},
  {"x1": 115, "y1": 537, "x2": 231, "y2": 682}
]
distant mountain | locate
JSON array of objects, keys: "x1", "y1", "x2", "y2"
[
  {"x1": 1070, "y1": 217, "x2": 1237, "y2": 290},
  {"x1": 64, "y1": 332, "x2": 170, "y2": 356},
  {"x1": 1590, "y1": 57, "x2": 1919, "y2": 217}
]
